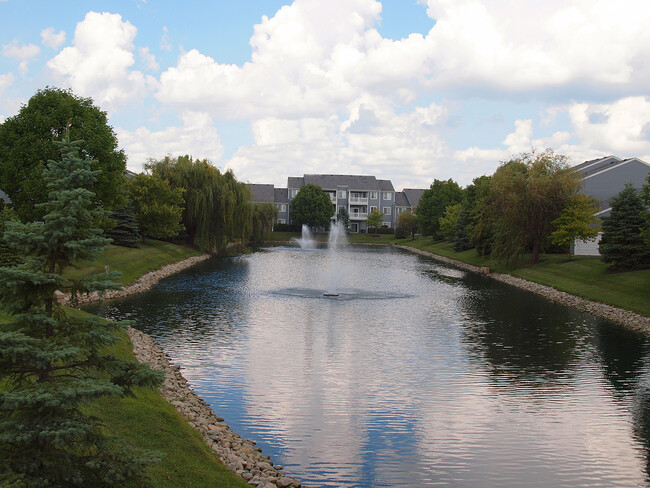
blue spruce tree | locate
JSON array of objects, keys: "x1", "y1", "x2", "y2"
[{"x1": 0, "y1": 135, "x2": 163, "y2": 487}]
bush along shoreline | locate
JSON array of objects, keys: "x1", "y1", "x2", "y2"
[{"x1": 393, "y1": 244, "x2": 650, "y2": 334}]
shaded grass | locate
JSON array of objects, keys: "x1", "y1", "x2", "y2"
[{"x1": 63, "y1": 240, "x2": 204, "y2": 286}]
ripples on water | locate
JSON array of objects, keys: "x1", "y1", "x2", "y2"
[{"x1": 86, "y1": 246, "x2": 650, "y2": 487}]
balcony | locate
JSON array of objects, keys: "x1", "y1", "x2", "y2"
[
  {"x1": 350, "y1": 212, "x2": 368, "y2": 220},
  {"x1": 329, "y1": 195, "x2": 336, "y2": 203},
  {"x1": 349, "y1": 197, "x2": 368, "y2": 205}
]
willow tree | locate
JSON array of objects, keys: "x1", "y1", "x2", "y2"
[
  {"x1": 480, "y1": 150, "x2": 579, "y2": 265},
  {"x1": 251, "y1": 202, "x2": 278, "y2": 244},
  {"x1": 146, "y1": 155, "x2": 252, "y2": 253}
]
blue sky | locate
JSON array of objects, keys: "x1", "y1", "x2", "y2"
[{"x1": 1, "y1": 0, "x2": 650, "y2": 189}]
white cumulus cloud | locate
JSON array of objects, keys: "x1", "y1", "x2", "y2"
[
  {"x1": 47, "y1": 11, "x2": 148, "y2": 111},
  {"x1": 40, "y1": 27, "x2": 66, "y2": 49},
  {"x1": 116, "y1": 111, "x2": 225, "y2": 173}
]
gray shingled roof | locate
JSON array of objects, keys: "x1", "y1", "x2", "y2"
[
  {"x1": 377, "y1": 179, "x2": 395, "y2": 191},
  {"x1": 246, "y1": 183, "x2": 275, "y2": 203},
  {"x1": 572, "y1": 156, "x2": 622, "y2": 178},
  {"x1": 394, "y1": 192, "x2": 409, "y2": 206},
  {"x1": 0, "y1": 189, "x2": 11, "y2": 205},
  {"x1": 403, "y1": 189, "x2": 426, "y2": 208},
  {"x1": 287, "y1": 176, "x2": 304, "y2": 188},
  {"x1": 274, "y1": 188, "x2": 288, "y2": 203},
  {"x1": 302, "y1": 174, "x2": 381, "y2": 191}
]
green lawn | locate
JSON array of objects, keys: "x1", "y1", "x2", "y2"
[{"x1": 63, "y1": 239, "x2": 204, "y2": 286}]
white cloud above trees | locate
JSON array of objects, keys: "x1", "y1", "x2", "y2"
[
  {"x1": 3, "y1": 1, "x2": 650, "y2": 186},
  {"x1": 47, "y1": 12, "x2": 148, "y2": 111}
]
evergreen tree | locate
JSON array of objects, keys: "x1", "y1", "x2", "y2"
[
  {"x1": 599, "y1": 184, "x2": 650, "y2": 270},
  {"x1": 0, "y1": 205, "x2": 20, "y2": 266},
  {"x1": 0, "y1": 136, "x2": 163, "y2": 487},
  {"x1": 106, "y1": 205, "x2": 141, "y2": 248}
]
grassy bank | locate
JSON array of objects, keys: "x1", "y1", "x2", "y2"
[
  {"x1": 389, "y1": 237, "x2": 650, "y2": 317},
  {"x1": 88, "y1": 328, "x2": 249, "y2": 488},
  {"x1": 267, "y1": 231, "x2": 650, "y2": 317},
  {"x1": 2, "y1": 240, "x2": 248, "y2": 487},
  {"x1": 63, "y1": 239, "x2": 204, "y2": 286}
]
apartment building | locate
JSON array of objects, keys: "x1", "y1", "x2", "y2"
[{"x1": 248, "y1": 174, "x2": 426, "y2": 233}]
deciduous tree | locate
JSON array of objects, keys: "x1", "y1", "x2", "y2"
[
  {"x1": 0, "y1": 136, "x2": 163, "y2": 487},
  {"x1": 396, "y1": 209, "x2": 418, "y2": 240},
  {"x1": 438, "y1": 203, "x2": 462, "y2": 241},
  {"x1": 290, "y1": 184, "x2": 334, "y2": 230},
  {"x1": 147, "y1": 155, "x2": 252, "y2": 253},
  {"x1": 126, "y1": 173, "x2": 185, "y2": 242},
  {"x1": 365, "y1": 208, "x2": 385, "y2": 234},
  {"x1": 481, "y1": 150, "x2": 579, "y2": 265},
  {"x1": 0, "y1": 87, "x2": 127, "y2": 222},
  {"x1": 551, "y1": 193, "x2": 601, "y2": 260},
  {"x1": 417, "y1": 179, "x2": 464, "y2": 238}
]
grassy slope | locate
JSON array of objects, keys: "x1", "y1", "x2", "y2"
[
  {"x1": 63, "y1": 239, "x2": 204, "y2": 286},
  {"x1": 2, "y1": 240, "x2": 248, "y2": 487},
  {"x1": 268, "y1": 232, "x2": 650, "y2": 317},
  {"x1": 88, "y1": 329, "x2": 249, "y2": 488}
]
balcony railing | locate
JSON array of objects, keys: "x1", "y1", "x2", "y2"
[
  {"x1": 349, "y1": 197, "x2": 368, "y2": 205},
  {"x1": 350, "y1": 212, "x2": 368, "y2": 220}
]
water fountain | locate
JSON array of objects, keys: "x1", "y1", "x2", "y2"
[
  {"x1": 323, "y1": 221, "x2": 349, "y2": 297},
  {"x1": 291, "y1": 224, "x2": 317, "y2": 249}
]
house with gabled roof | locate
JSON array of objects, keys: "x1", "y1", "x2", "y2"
[{"x1": 572, "y1": 156, "x2": 650, "y2": 256}]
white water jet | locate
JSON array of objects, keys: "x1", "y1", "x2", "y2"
[
  {"x1": 291, "y1": 224, "x2": 317, "y2": 249},
  {"x1": 324, "y1": 221, "x2": 349, "y2": 296}
]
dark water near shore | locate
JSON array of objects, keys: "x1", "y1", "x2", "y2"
[{"x1": 86, "y1": 245, "x2": 650, "y2": 487}]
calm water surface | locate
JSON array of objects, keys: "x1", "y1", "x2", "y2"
[{"x1": 86, "y1": 246, "x2": 650, "y2": 487}]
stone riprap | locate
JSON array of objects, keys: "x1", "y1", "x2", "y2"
[
  {"x1": 127, "y1": 327, "x2": 301, "y2": 488},
  {"x1": 59, "y1": 254, "x2": 211, "y2": 305},
  {"x1": 393, "y1": 244, "x2": 650, "y2": 334}
]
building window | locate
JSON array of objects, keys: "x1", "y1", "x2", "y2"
[
  {"x1": 277, "y1": 219, "x2": 285, "y2": 224},
  {"x1": 338, "y1": 205, "x2": 346, "y2": 213},
  {"x1": 382, "y1": 192, "x2": 392, "y2": 200},
  {"x1": 383, "y1": 207, "x2": 392, "y2": 215},
  {"x1": 290, "y1": 189, "x2": 299, "y2": 198},
  {"x1": 370, "y1": 206, "x2": 377, "y2": 213},
  {"x1": 278, "y1": 204, "x2": 286, "y2": 212},
  {"x1": 338, "y1": 190, "x2": 347, "y2": 199},
  {"x1": 370, "y1": 191, "x2": 378, "y2": 200}
]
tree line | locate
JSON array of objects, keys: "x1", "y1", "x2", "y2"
[
  {"x1": 397, "y1": 149, "x2": 650, "y2": 270},
  {"x1": 0, "y1": 87, "x2": 277, "y2": 258}
]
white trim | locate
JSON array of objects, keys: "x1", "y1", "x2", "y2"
[{"x1": 583, "y1": 158, "x2": 650, "y2": 180}]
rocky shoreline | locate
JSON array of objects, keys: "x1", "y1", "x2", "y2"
[
  {"x1": 67, "y1": 253, "x2": 302, "y2": 487},
  {"x1": 127, "y1": 327, "x2": 301, "y2": 488},
  {"x1": 393, "y1": 244, "x2": 650, "y2": 334},
  {"x1": 60, "y1": 254, "x2": 212, "y2": 305}
]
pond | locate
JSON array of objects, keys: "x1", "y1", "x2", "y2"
[{"x1": 85, "y1": 244, "x2": 650, "y2": 487}]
